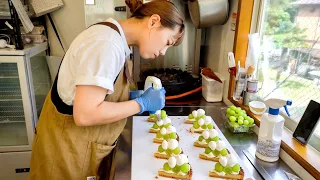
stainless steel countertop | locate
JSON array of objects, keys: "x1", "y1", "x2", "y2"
[{"x1": 114, "y1": 98, "x2": 297, "y2": 180}]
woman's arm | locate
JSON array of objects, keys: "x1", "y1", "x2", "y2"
[{"x1": 73, "y1": 85, "x2": 140, "y2": 126}]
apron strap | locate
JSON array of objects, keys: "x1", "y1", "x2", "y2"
[{"x1": 51, "y1": 22, "x2": 128, "y2": 115}]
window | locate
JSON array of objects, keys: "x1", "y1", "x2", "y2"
[{"x1": 255, "y1": 0, "x2": 320, "y2": 150}]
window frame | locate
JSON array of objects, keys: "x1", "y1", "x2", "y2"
[
  {"x1": 229, "y1": 0, "x2": 320, "y2": 178},
  {"x1": 250, "y1": 0, "x2": 320, "y2": 152}
]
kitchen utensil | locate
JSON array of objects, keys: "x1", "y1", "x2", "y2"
[
  {"x1": 188, "y1": 0, "x2": 229, "y2": 28},
  {"x1": 247, "y1": 80, "x2": 259, "y2": 93}
]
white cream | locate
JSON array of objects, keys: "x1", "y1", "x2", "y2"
[
  {"x1": 197, "y1": 109, "x2": 205, "y2": 116},
  {"x1": 159, "y1": 169, "x2": 188, "y2": 176},
  {"x1": 202, "y1": 130, "x2": 210, "y2": 139},
  {"x1": 192, "y1": 110, "x2": 198, "y2": 118},
  {"x1": 227, "y1": 154, "x2": 238, "y2": 167},
  {"x1": 212, "y1": 170, "x2": 226, "y2": 176},
  {"x1": 201, "y1": 152, "x2": 215, "y2": 158},
  {"x1": 231, "y1": 171, "x2": 240, "y2": 175},
  {"x1": 198, "y1": 118, "x2": 204, "y2": 126},
  {"x1": 209, "y1": 129, "x2": 218, "y2": 138},
  {"x1": 186, "y1": 118, "x2": 196, "y2": 122},
  {"x1": 177, "y1": 171, "x2": 187, "y2": 176},
  {"x1": 216, "y1": 140, "x2": 226, "y2": 151},
  {"x1": 150, "y1": 128, "x2": 159, "y2": 131},
  {"x1": 208, "y1": 141, "x2": 217, "y2": 150},
  {"x1": 204, "y1": 116, "x2": 212, "y2": 125},
  {"x1": 163, "y1": 117, "x2": 171, "y2": 125},
  {"x1": 219, "y1": 156, "x2": 228, "y2": 167},
  {"x1": 159, "y1": 169, "x2": 174, "y2": 174},
  {"x1": 167, "y1": 126, "x2": 176, "y2": 133},
  {"x1": 160, "y1": 127, "x2": 167, "y2": 135},
  {"x1": 168, "y1": 156, "x2": 176, "y2": 168},
  {"x1": 156, "y1": 120, "x2": 163, "y2": 126},
  {"x1": 162, "y1": 140, "x2": 168, "y2": 150},
  {"x1": 196, "y1": 139, "x2": 207, "y2": 145},
  {"x1": 168, "y1": 139, "x2": 178, "y2": 149}
]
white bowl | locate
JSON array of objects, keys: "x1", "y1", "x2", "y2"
[{"x1": 249, "y1": 101, "x2": 267, "y2": 115}]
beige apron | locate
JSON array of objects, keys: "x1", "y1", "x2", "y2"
[{"x1": 29, "y1": 57, "x2": 132, "y2": 179}]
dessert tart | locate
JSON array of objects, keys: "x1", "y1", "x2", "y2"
[
  {"x1": 199, "y1": 140, "x2": 229, "y2": 162},
  {"x1": 209, "y1": 154, "x2": 244, "y2": 180},
  {"x1": 190, "y1": 116, "x2": 214, "y2": 133},
  {"x1": 194, "y1": 129, "x2": 219, "y2": 148},
  {"x1": 158, "y1": 155, "x2": 192, "y2": 179},
  {"x1": 154, "y1": 139, "x2": 183, "y2": 159},
  {"x1": 153, "y1": 125, "x2": 179, "y2": 143},
  {"x1": 185, "y1": 109, "x2": 206, "y2": 124},
  {"x1": 149, "y1": 116, "x2": 172, "y2": 133}
]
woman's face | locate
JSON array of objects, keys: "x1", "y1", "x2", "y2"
[{"x1": 138, "y1": 15, "x2": 180, "y2": 59}]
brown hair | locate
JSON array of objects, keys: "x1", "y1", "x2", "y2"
[{"x1": 125, "y1": 0, "x2": 185, "y2": 46}]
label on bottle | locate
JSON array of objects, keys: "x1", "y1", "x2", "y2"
[{"x1": 256, "y1": 139, "x2": 281, "y2": 158}]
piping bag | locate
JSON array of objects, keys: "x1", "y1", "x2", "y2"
[{"x1": 144, "y1": 76, "x2": 163, "y2": 114}]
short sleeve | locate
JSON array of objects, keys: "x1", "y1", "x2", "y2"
[{"x1": 74, "y1": 40, "x2": 124, "y2": 94}]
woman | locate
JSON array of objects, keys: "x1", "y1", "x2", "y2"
[{"x1": 28, "y1": 0, "x2": 185, "y2": 179}]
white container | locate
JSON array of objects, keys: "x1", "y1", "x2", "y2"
[
  {"x1": 201, "y1": 72, "x2": 225, "y2": 102},
  {"x1": 256, "y1": 99, "x2": 292, "y2": 162}
]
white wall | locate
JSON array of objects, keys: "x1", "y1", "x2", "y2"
[
  {"x1": 46, "y1": 0, "x2": 86, "y2": 57},
  {"x1": 203, "y1": 0, "x2": 238, "y2": 105}
]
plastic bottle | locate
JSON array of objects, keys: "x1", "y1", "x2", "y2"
[{"x1": 255, "y1": 98, "x2": 292, "y2": 162}]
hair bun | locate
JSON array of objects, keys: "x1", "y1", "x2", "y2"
[{"x1": 125, "y1": 0, "x2": 143, "y2": 13}]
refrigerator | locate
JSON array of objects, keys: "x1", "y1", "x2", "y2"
[{"x1": 0, "y1": 43, "x2": 51, "y2": 179}]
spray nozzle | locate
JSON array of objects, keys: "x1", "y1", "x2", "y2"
[
  {"x1": 265, "y1": 98, "x2": 292, "y2": 116},
  {"x1": 284, "y1": 100, "x2": 292, "y2": 117}
]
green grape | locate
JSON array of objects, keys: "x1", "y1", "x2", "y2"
[
  {"x1": 241, "y1": 110, "x2": 246, "y2": 114},
  {"x1": 206, "y1": 139, "x2": 211, "y2": 143},
  {"x1": 156, "y1": 132, "x2": 162, "y2": 138},
  {"x1": 234, "y1": 113, "x2": 239, "y2": 118},
  {"x1": 235, "y1": 107, "x2": 241, "y2": 113},
  {"x1": 226, "y1": 108, "x2": 232, "y2": 114},
  {"x1": 205, "y1": 147, "x2": 211, "y2": 154},
  {"x1": 150, "y1": 114, "x2": 156, "y2": 118},
  {"x1": 193, "y1": 122, "x2": 200, "y2": 129},
  {"x1": 207, "y1": 124, "x2": 213, "y2": 129},
  {"x1": 169, "y1": 133, "x2": 177, "y2": 139},
  {"x1": 226, "y1": 114, "x2": 230, "y2": 119},
  {"x1": 229, "y1": 116, "x2": 236, "y2": 122},
  {"x1": 229, "y1": 110, "x2": 236, "y2": 116},
  {"x1": 245, "y1": 115, "x2": 251, "y2": 120},
  {"x1": 243, "y1": 120, "x2": 249, "y2": 126},
  {"x1": 212, "y1": 136, "x2": 219, "y2": 141},
  {"x1": 165, "y1": 123, "x2": 171, "y2": 128},
  {"x1": 213, "y1": 149, "x2": 220, "y2": 157},
  {"x1": 230, "y1": 105, "x2": 237, "y2": 111},
  {"x1": 166, "y1": 149, "x2": 172, "y2": 156},
  {"x1": 215, "y1": 163, "x2": 224, "y2": 172},
  {"x1": 229, "y1": 122, "x2": 237, "y2": 128},
  {"x1": 198, "y1": 136, "x2": 204, "y2": 141},
  {"x1": 173, "y1": 147, "x2": 181, "y2": 155},
  {"x1": 248, "y1": 118, "x2": 254, "y2": 125},
  {"x1": 232, "y1": 164, "x2": 240, "y2": 173},
  {"x1": 173, "y1": 165, "x2": 180, "y2": 173},
  {"x1": 163, "y1": 134, "x2": 170, "y2": 140},
  {"x1": 201, "y1": 125, "x2": 207, "y2": 129},
  {"x1": 200, "y1": 115, "x2": 206, "y2": 119},
  {"x1": 238, "y1": 119, "x2": 244, "y2": 125},
  {"x1": 224, "y1": 166, "x2": 233, "y2": 174},
  {"x1": 188, "y1": 114, "x2": 194, "y2": 119},
  {"x1": 161, "y1": 110, "x2": 167, "y2": 119},
  {"x1": 158, "y1": 145, "x2": 164, "y2": 153},
  {"x1": 180, "y1": 163, "x2": 190, "y2": 173},
  {"x1": 220, "y1": 149, "x2": 228, "y2": 156},
  {"x1": 163, "y1": 163, "x2": 171, "y2": 171},
  {"x1": 195, "y1": 116, "x2": 201, "y2": 121},
  {"x1": 152, "y1": 123, "x2": 159, "y2": 129},
  {"x1": 238, "y1": 116, "x2": 244, "y2": 121}
]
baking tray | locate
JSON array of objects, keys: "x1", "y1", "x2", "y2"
[{"x1": 132, "y1": 116, "x2": 254, "y2": 180}]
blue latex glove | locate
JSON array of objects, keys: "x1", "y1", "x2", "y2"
[{"x1": 134, "y1": 87, "x2": 166, "y2": 114}]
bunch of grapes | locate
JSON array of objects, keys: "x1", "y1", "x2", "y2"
[{"x1": 226, "y1": 105, "x2": 254, "y2": 128}]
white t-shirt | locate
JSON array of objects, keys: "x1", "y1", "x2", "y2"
[{"x1": 57, "y1": 18, "x2": 131, "y2": 105}]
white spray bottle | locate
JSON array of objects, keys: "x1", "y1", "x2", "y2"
[{"x1": 256, "y1": 98, "x2": 292, "y2": 162}]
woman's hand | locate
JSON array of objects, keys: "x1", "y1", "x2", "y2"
[{"x1": 134, "y1": 87, "x2": 166, "y2": 114}]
